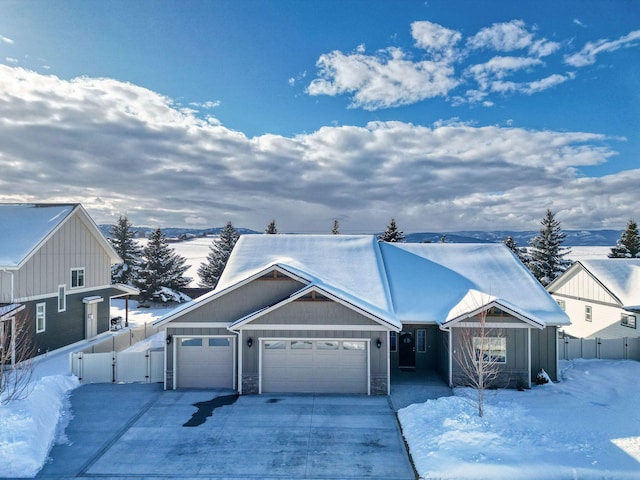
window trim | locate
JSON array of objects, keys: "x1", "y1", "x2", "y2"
[
  {"x1": 70, "y1": 267, "x2": 85, "y2": 289},
  {"x1": 389, "y1": 331, "x2": 397, "y2": 352},
  {"x1": 58, "y1": 284, "x2": 66, "y2": 312},
  {"x1": 556, "y1": 299, "x2": 566, "y2": 311},
  {"x1": 36, "y1": 302, "x2": 46, "y2": 333},
  {"x1": 473, "y1": 336, "x2": 506, "y2": 364},
  {"x1": 621, "y1": 313, "x2": 637, "y2": 329},
  {"x1": 585, "y1": 305, "x2": 592, "y2": 322}
]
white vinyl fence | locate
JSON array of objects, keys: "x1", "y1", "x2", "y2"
[
  {"x1": 558, "y1": 337, "x2": 640, "y2": 361},
  {"x1": 70, "y1": 349, "x2": 164, "y2": 384}
]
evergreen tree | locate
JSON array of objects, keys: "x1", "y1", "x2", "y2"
[
  {"x1": 265, "y1": 219, "x2": 278, "y2": 234},
  {"x1": 528, "y1": 209, "x2": 571, "y2": 286},
  {"x1": 109, "y1": 215, "x2": 143, "y2": 286},
  {"x1": 378, "y1": 218, "x2": 405, "y2": 243},
  {"x1": 609, "y1": 219, "x2": 640, "y2": 258},
  {"x1": 198, "y1": 221, "x2": 240, "y2": 288},
  {"x1": 135, "y1": 228, "x2": 191, "y2": 303},
  {"x1": 332, "y1": 219, "x2": 340, "y2": 235},
  {"x1": 503, "y1": 235, "x2": 527, "y2": 264}
]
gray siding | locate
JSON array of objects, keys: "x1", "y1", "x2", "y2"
[
  {"x1": 251, "y1": 300, "x2": 384, "y2": 326},
  {"x1": 451, "y1": 327, "x2": 530, "y2": 388},
  {"x1": 13, "y1": 212, "x2": 112, "y2": 300},
  {"x1": 531, "y1": 326, "x2": 558, "y2": 381},
  {"x1": 0, "y1": 270, "x2": 12, "y2": 303},
  {"x1": 171, "y1": 277, "x2": 304, "y2": 324},
  {"x1": 437, "y1": 328, "x2": 449, "y2": 382}
]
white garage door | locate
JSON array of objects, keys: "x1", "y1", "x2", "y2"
[
  {"x1": 262, "y1": 339, "x2": 368, "y2": 394},
  {"x1": 176, "y1": 337, "x2": 234, "y2": 389}
]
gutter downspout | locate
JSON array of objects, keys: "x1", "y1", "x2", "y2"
[
  {"x1": 227, "y1": 325, "x2": 242, "y2": 394},
  {"x1": 439, "y1": 324, "x2": 453, "y2": 387},
  {"x1": 2, "y1": 269, "x2": 15, "y2": 303}
]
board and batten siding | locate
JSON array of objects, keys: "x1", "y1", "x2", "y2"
[
  {"x1": 531, "y1": 326, "x2": 558, "y2": 380},
  {"x1": 551, "y1": 268, "x2": 619, "y2": 306},
  {"x1": 0, "y1": 270, "x2": 13, "y2": 303},
  {"x1": 170, "y1": 276, "x2": 304, "y2": 324},
  {"x1": 13, "y1": 212, "x2": 112, "y2": 300}
]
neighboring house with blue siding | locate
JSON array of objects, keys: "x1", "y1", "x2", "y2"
[
  {"x1": 154, "y1": 235, "x2": 569, "y2": 395},
  {"x1": 0, "y1": 204, "x2": 137, "y2": 361}
]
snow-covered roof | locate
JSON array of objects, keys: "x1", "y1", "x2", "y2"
[
  {"x1": 0, "y1": 204, "x2": 75, "y2": 267},
  {"x1": 0, "y1": 203, "x2": 120, "y2": 268},
  {"x1": 381, "y1": 242, "x2": 568, "y2": 326},
  {"x1": 578, "y1": 259, "x2": 640, "y2": 308},
  {"x1": 217, "y1": 234, "x2": 394, "y2": 315}
]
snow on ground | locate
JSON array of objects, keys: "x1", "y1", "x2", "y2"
[
  {"x1": 0, "y1": 300, "x2": 167, "y2": 478},
  {"x1": 399, "y1": 359, "x2": 640, "y2": 480},
  {"x1": 566, "y1": 246, "x2": 611, "y2": 261}
]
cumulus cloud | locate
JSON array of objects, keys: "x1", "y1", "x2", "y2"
[
  {"x1": 565, "y1": 29, "x2": 640, "y2": 67},
  {"x1": 0, "y1": 65, "x2": 633, "y2": 232},
  {"x1": 306, "y1": 46, "x2": 458, "y2": 110},
  {"x1": 307, "y1": 19, "x2": 572, "y2": 110}
]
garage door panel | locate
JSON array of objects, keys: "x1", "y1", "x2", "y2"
[
  {"x1": 177, "y1": 337, "x2": 234, "y2": 389},
  {"x1": 262, "y1": 340, "x2": 368, "y2": 394}
]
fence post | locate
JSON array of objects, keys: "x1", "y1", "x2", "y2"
[
  {"x1": 112, "y1": 351, "x2": 116, "y2": 383},
  {"x1": 624, "y1": 337, "x2": 628, "y2": 360},
  {"x1": 597, "y1": 338, "x2": 601, "y2": 359},
  {"x1": 145, "y1": 349, "x2": 150, "y2": 384}
]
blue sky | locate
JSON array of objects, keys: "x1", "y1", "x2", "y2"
[{"x1": 0, "y1": 0, "x2": 638, "y2": 233}]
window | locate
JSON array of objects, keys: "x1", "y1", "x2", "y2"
[
  {"x1": 208, "y1": 338, "x2": 230, "y2": 347},
  {"x1": 621, "y1": 314, "x2": 637, "y2": 329},
  {"x1": 585, "y1": 305, "x2": 592, "y2": 322},
  {"x1": 181, "y1": 338, "x2": 202, "y2": 347},
  {"x1": 473, "y1": 337, "x2": 506, "y2": 364},
  {"x1": 58, "y1": 285, "x2": 66, "y2": 312},
  {"x1": 317, "y1": 341, "x2": 339, "y2": 350},
  {"x1": 343, "y1": 341, "x2": 365, "y2": 350},
  {"x1": 291, "y1": 340, "x2": 312, "y2": 349},
  {"x1": 36, "y1": 303, "x2": 46, "y2": 333},
  {"x1": 389, "y1": 331, "x2": 397, "y2": 352},
  {"x1": 556, "y1": 299, "x2": 566, "y2": 311},
  {"x1": 417, "y1": 329, "x2": 426, "y2": 352},
  {"x1": 264, "y1": 341, "x2": 285, "y2": 349},
  {"x1": 71, "y1": 268, "x2": 85, "y2": 288}
]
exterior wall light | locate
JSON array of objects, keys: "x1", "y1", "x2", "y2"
[
  {"x1": 247, "y1": 337, "x2": 253, "y2": 348},
  {"x1": 166, "y1": 334, "x2": 172, "y2": 345},
  {"x1": 376, "y1": 338, "x2": 382, "y2": 349}
]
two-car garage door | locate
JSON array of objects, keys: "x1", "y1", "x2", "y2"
[
  {"x1": 261, "y1": 339, "x2": 368, "y2": 394},
  {"x1": 176, "y1": 337, "x2": 234, "y2": 389}
]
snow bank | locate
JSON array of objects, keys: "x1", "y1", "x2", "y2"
[
  {"x1": 0, "y1": 375, "x2": 79, "y2": 478},
  {"x1": 399, "y1": 359, "x2": 640, "y2": 479}
]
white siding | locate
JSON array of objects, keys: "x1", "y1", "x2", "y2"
[
  {"x1": 556, "y1": 295, "x2": 639, "y2": 339},
  {"x1": 552, "y1": 268, "x2": 619, "y2": 305}
]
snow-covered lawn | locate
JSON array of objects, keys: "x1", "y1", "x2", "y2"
[{"x1": 399, "y1": 359, "x2": 640, "y2": 479}]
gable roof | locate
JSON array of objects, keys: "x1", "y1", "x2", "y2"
[
  {"x1": 549, "y1": 259, "x2": 640, "y2": 309},
  {"x1": 380, "y1": 242, "x2": 568, "y2": 326},
  {"x1": 0, "y1": 203, "x2": 121, "y2": 269}
]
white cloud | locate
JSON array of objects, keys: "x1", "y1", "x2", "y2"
[
  {"x1": 411, "y1": 21, "x2": 462, "y2": 61},
  {"x1": 188, "y1": 100, "x2": 220, "y2": 109},
  {"x1": 5, "y1": 57, "x2": 18, "y2": 64},
  {"x1": 0, "y1": 65, "x2": 631, "y2": 232},
  {"x1": 467, "y1": 20, "x2": 534, "y2": 52},
  {"x1": 467, "y1": 56, "x2": 543, "y2": 91},
  {"x1": 565, "y1": 29, "x2": 640, "y2": 67},
  {"x1": 0, "y1": 35, "x2": 13, "y2": 44},
  {"x1": 306, "y1": 46, "x2": 458, "y2": 110}
]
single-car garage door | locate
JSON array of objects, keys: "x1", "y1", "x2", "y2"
[
  {"x1": 176, "y1": 337, "x2": 234, "y2": 389},
  {"x1": 261, "y1": 339, "x2": 368, "y2": 394}
]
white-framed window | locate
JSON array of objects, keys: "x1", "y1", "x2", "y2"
[
  {"x1": 556, "y1": 299, "x2": 566, "y2": 311},
  {"x1": 417, "y1": 329, "x2": 426, "y2": 352},
  {"x1": 36, "y1": 303, "x2": 46, "y2": 333},
  {"x1": 473, "y1": 337, "x2": 506, "y2": 364},
  {"x1": 58, "y1": 285, "x2": 66, "y2": 312},
  {"x1": 71, "y1": 268, "x2": 85, "y2": 288},
  {"x1": 585, "y1": 305, "x2": 592, "y2": 322},
  {"x1": 621, "y1": 313, "x2": 636, "y2": 329},
  {"x1": 389, "y1": 331, "x2": 397, "y2": 352}
]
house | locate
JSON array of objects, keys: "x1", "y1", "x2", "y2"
[
  {"x1": 547, "y1": 259, "x2": 640, "y2": 339},
  {"x1": 0, "y1": 203, "x2": 137, "y2": 362},
  {"x1": 153, "y1": 235, "x2": 568, "y2": 394}
]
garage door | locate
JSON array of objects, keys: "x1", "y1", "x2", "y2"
[
  {"x1": 176, "y1": 337, "x2": 234, "y2": 389},
  {"x1": 262, "y1": 339, "x2": 368, "y2": 394}
]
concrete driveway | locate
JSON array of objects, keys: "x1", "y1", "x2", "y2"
[{"x1": 38, "y1": 383, "x2": 415, "y2": 479}]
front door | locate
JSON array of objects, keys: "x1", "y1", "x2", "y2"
[{"x1": 399, "y1": 331, "x2": 416, "y2": 368}]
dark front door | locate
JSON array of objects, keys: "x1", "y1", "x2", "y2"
[{"x1": 399, "y1": 331, "x2": 415, "y2": 368}]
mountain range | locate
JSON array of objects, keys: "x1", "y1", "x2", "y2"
[{"x1": 99, "y1": 225, "x2": 622, "y2": 247}]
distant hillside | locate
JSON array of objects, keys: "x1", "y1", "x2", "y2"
[{"x1": 100, "y1": 225, "x2": 622, "y2": 247}]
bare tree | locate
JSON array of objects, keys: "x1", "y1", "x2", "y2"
[
  {"x1": 1, "y1": 305, "x2": 35, "y2": 405},
  {"x1": 452, "y1": 306, "x2": 505, "y2": 417}
]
